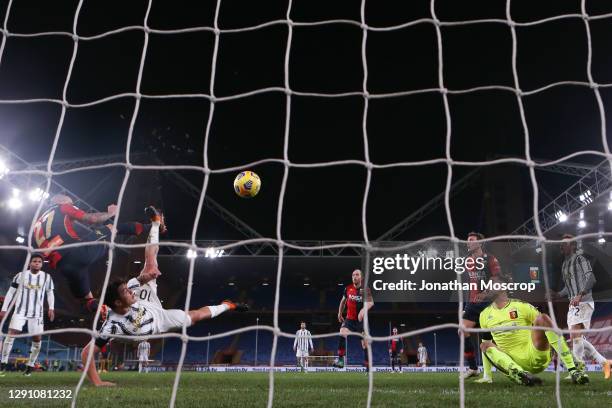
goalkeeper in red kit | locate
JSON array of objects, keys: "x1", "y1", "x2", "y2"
[{"x1": 332, "y1": 269, "x2": 374, "y2": 369}]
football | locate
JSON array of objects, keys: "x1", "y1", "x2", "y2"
[{"x1": 233, "y1": 171, "x2": 261, "y2": 198}]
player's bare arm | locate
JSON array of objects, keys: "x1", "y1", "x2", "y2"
[
  {"x1": 81, "y1": 342, "x2": 115, "y2": 387},
  {"x1": 80, "y1": 204, "x2": 117, "y2": 224},
  {"x1": 337, "y1": 296, "x2": 346, "y2": 322}
]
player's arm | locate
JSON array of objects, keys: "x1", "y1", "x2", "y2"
[
  {"x1": 0, "y1": 273, "x2": 20, "y2": 319},
  {"x1": 337, "y1": 295, "x2": 346, "y2": 322},
  {"x1": 293, "y1": 331, "x2": 298, "y2": 351},
  {"x1": 129, "y1": 276, "x2": 147, "y2": 291},
  {"x1": 358, "y1": 288, "x2": 374, "y2": 322},
  {"x1": 479, "y1": 308, "x2": 494, "y2": 342},
  {"x1": 46, "y1": 283, "x2": 55, "y2": 322},
  {"x1": 62, "y1": 203, "x2": 117, "y2": 225},
  {"x1": 82, "y1": 341, "x2": 115, "y2": 386},
  {"x1": 571, "y1": 255, "x2": 596, "y2": 306},
  {"x1": 551, "y1": 285, "x2": 568, "y2": 300},
  {"x1": 308, "y1": 331, "x2": 314, "y2": 351},
  {"x1": 522, "y1": 302, "x2": 540, "y2": 326}
]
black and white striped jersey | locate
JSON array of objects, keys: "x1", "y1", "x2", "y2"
[
  {"x1": 96, "y1": 302, "x2": 156, "y2": 348},
  {"x1": 293, "y1": 329, "x2": 313, "y2": 352},
  {"x1": 561, "y1": 253, "x2": 595, "y2": 303},
  {"x1": 1, "y1": 270, "x2": 54, "y2": 318},
  {"x1": 138, "y1": 341, "x2": 151, "y2": 358}
]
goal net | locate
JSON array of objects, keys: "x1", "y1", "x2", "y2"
[{"x1": 0, "y1": 1, "x2": 611, "y2": 407}]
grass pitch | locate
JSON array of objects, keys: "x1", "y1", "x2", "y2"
[{"x1": 0, "y1": 371, "x2": 610, "y2": 407}]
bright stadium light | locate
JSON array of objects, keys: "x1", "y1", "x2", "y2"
[
  {"x1": 15, "y1": 236, "x2": 25, "y2": 244},
  {"x1": 579, "y1": 190, "x2": 593, "y2": 204},
  {"x1": 598, "y1": 237, "x2": 606, "y2": 245},
  {"x1": 262, "y1": 282, "x2": 269, "y2": 286},
  {"x1": 205, "y1": 247, "x2": 225, "y2": 258},
  {"x1": 578, "y1": 210, "x2": 586, "y2": 229},
  {"x1": 228, "y1": 282, "x2": 235, "y2": 286},
  {"x1": 303, "y1": 283, "x2": 310, "y2": 286},
  {"x1": 186, "y1": 249, "x2": 198, "y2": 259},
  {"x1": 555, "y1": 210, "x2": 568, "y2": 222},
  {"x1": 28, "y1": 187, "x2": 49, "y2": 202},
  {"x1": 608, "y1": 191, "x2": 612, "y2": 211},
  {"x1": 535, "y1": 247, "x2": 542, "y2": 254},
  {"x1": 7, "y1": 189, "x2": 22, "y2": 210},
  {"x1": 133, "y1": 260, "x2": 142, "y2": 264},
  {"x1": 0, "y1": 159, "x2": 9, "y2": 179},
  {"x1": 7, "y1": 197, "x2": 22, "y2": 209}
]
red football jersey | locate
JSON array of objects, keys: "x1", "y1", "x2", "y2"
[
  {"x1": 32, "y1": 204, "x2": 89, "y2": 267},
  {"x1": 467, "y1": 253, "x2": 500, "y2": 303},
  {"x1": 343, "y1": 283, "x2": 370, "y2": 320}
]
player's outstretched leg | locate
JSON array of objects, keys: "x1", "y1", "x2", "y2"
[
  {"x1": 481, "y1": 342, "x2": 541, "y2": 386},
  {"x1": 474, "y1": 343, "x2": 493, "y2": 384},
  {"x1": 85, "y1": 206, "x2": 165, "y2": 315},
  {"x1": 535, "y1": 314, "x2": 589, "y2": 385},
  {"x1": 188, "y1": 300, "x2": 248, "y2": 325},
  {"x1": 581, "y1": 336, "x2": 611, "y2": 379}
]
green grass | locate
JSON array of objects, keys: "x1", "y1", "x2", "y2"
[{"x1": 0, "y1": 371, "x2": 610, "y2": 407}]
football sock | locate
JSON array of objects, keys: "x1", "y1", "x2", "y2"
[
  {"x1": 148, "y1": 222, "x2": 160, "y2": 244},
  {"x1": 1, "y1": 337, "x2": 14, "y2": 364},
  {"x1": 484, "y1": 347, "x2": 521, "y2": 375},
  {"x1": 572, "y1": 337, "x2": 585, "y2": 364},
  {"x1": 209, "y1": 303, "x2": 230, "y2": 318},
  {"x1": 27, "y1": 341, "x2": 41, "y2": 367},
  {"x1": 337, "y1": 337, "x2": 346, "y2": 360},
  {"x1": 582, "y1": 338, "x2": 607, "y2": 364},
  {"x1": 464, "y1": 336, "x2": 478, "y2": 370},
  {"x1": 482, "y1": 349, "x2": 492, "y2": 379},
  {"x1": 546, "y1": 331, "x2": 576, "y2": 370}
]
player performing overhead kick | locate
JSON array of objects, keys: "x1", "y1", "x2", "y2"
[
  {"x1": 32, "y1": 194, "x2": 161, "y2": 315},
  {"x1": 81, "y1": 207, "x2": 248, "y2": 386}
]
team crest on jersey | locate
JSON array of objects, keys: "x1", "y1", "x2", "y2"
[
  {"x1": 133, "y1": 306, "x2": 146, "y2": 328},
  {"x1": 509, "y1": 309, "x2": 518, "y2": 319}
]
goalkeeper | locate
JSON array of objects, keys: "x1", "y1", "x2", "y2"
[{"x1": 479, "y1": 276, "x2": 589, "y2": 386}]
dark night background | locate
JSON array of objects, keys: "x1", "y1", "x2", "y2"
[{"x1": 0, "y1": 0, "x2": 611, "y2": 365}]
